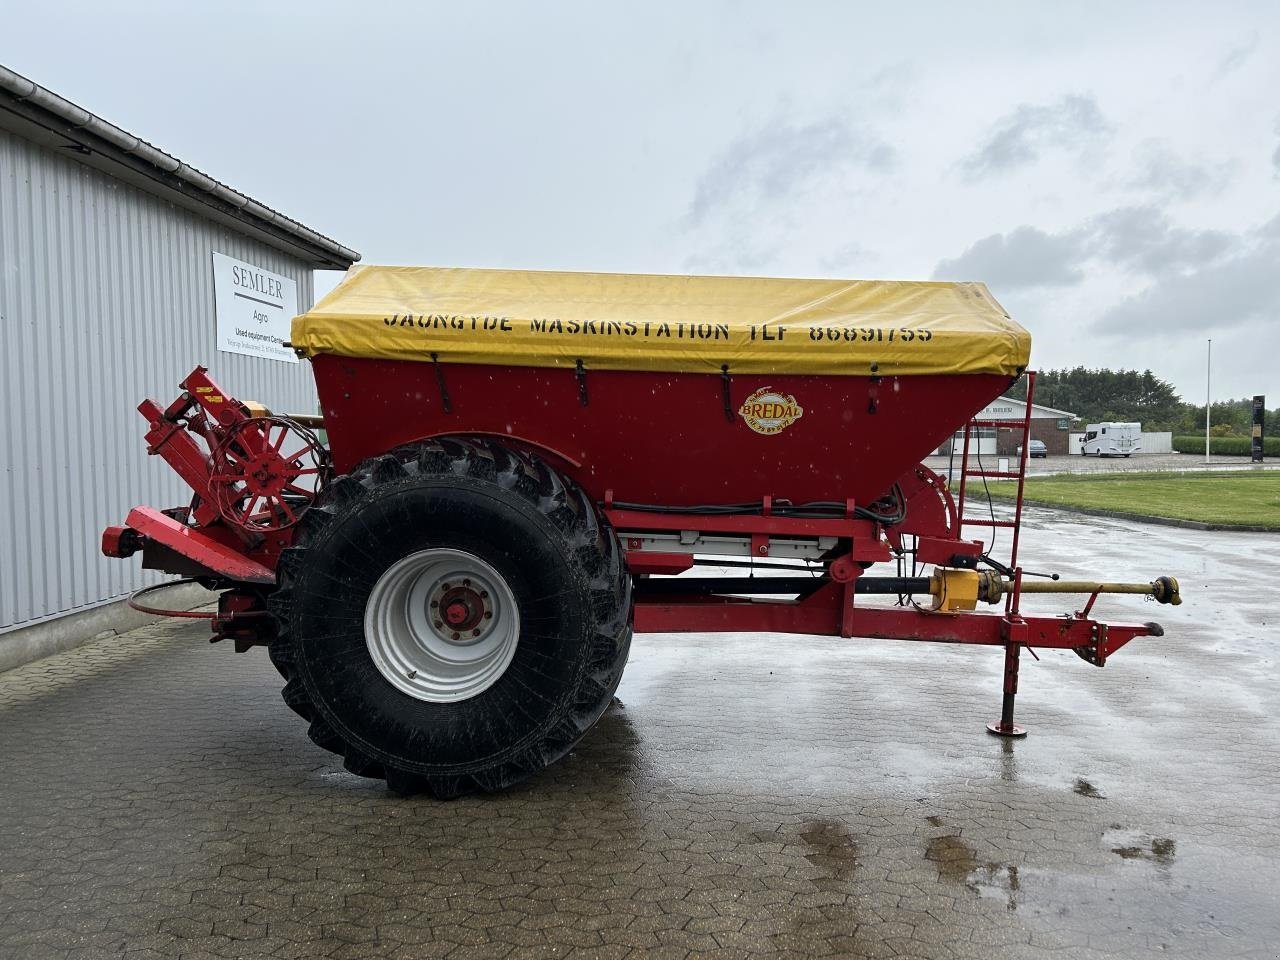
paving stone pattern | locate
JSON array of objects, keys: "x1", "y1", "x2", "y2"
[{"x1": 1, "y1": 510, "x2": 1277, "y2": 959}]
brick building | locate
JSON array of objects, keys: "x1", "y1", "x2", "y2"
[{"x1": 936, "y1": 396, "x2": 1078, "y2": 457}]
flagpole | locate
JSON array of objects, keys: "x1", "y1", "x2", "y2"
[{"x1": 1204, "y1": 339, "x2": 1212, "y2": 464}]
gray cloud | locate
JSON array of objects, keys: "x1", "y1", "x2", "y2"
[
  {"x1": 936, "y1": 207, "x2": 1279, "y2": 337},
  {"x1": 1093, "y1": 225, "x2": 1280, "y2": 334},
  {"x1": 819, "y1": 240, "x2": 878, "y2": 274},
  {"x1": 681, "y1": 238, "x2": 781, "y2": 276},
  {"x1": 960, "y1": 94, "x2": 1110, "y2": 180},
  {"x1": 1273, "y1": 119, "x2": 1280, "y2": 177},
  {"x1": 1091, "y1": 207, "x2": 1232, "y2": 275},
  {"x1": 686, "y1": 117, "x2": 895, "y2": 227},
  {"x1": 1126, "y1": 139, "x2": 1235, "y2": 200},
  {"x1": 932, "y1": 206, "x2": 1235, "y2": 291},
  {"x1": 1213, "y1": 35, "x2": 1259, "y2": 79},
  {"x1": 931, "y1": 226, "x2": 1088, "y2": 289}
]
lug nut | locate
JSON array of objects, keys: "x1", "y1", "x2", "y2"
[
  {"x1": 472, "y1": 629, "x2": 481, "y2": 637},
  {"x1": 484, "y1": 611, "x2": 493, "y2": 619},
  {"x1": 451, "y1": 632, "x2": 461, "y2": 641}
]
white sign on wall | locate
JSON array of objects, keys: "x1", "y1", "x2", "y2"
[{"x1": 212, "y1": 252, "x2": 298, "y2": 363}]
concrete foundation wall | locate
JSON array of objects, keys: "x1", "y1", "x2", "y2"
[{"x1": 0, "y1": 581, "x2": 217, "y2": 674}]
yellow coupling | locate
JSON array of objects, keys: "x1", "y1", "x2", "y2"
[
  {"x1": 242, "y1": 401, "x2": 325, "y2": 429},
  {"x1": 241, "y1": 400, "x2": 273, "y2": 418},
  {"x1": 929, "y1": 568, "x2": 984, "y2": 612}
]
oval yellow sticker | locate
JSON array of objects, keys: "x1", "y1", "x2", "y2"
[{"x1": 738, "y1": 387, "x2": 804, "y2": 435}]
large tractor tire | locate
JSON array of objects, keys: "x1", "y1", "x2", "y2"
[{"x1": 268, "y1": 437, "x2": 632, "y2": 798}]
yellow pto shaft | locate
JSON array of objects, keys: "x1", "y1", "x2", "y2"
[
  {"x1": 929, "y1": 569, "x2": 1181, "y2": 612},
  {"x1": 1015, "y1": 579, "x2": 1181, "y2": 603}
]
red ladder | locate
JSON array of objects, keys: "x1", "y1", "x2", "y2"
[{"x1": 954, "y1": 371, "x2": 1037, "y2": 607}]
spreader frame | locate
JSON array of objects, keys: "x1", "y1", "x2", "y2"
[{"x1": 104, "y1": 366, "x2": 1172, "y2": 739}]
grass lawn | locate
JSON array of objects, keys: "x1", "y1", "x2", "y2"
[{"x1": 983, "y1": 471, "x2": 1280, "y2": 530}]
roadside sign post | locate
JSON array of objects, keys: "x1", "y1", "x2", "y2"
[{"x1": 1253, "y1": 395, "x2": 1265, "y2": 463}]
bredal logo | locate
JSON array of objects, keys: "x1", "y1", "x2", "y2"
[{"x1": 738, "y1": 387, "x2": 804, "y2": 435}]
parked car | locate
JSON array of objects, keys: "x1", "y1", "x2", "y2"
[{"x1": 1018, "y1": 439, "x2": 1048, "y2": 458}]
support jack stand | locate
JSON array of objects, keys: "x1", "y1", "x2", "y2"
[
  {"x1": 986, "y1": 720, "x2": 1027, "y2": 738},
  {"x1": 986, "y1": 640, "x2": 1028, "y2": 737}
]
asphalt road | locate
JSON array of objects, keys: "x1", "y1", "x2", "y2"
[{"x1": 1, "y1": 508, "x2": 1276, "y2": 959}]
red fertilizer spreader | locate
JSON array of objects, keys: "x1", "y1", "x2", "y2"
[{"x1": 103, "y1": 266, "x2": 1179, "y2": 797}]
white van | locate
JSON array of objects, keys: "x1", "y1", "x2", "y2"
[{"x1": 1081, "y1": 422, "x2": 1141, "y2": 457}]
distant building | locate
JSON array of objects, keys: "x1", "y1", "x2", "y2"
[
  {"x1": 935, "y1": 396, "x2": 1077, "y2": 457},
  {"x1": 0, "y1": 64, "x2": 359, "y2": 643}
]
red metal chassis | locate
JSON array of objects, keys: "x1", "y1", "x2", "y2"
[{"x1": 103, "y1": 366, "x2": 1163, "y2": 734}]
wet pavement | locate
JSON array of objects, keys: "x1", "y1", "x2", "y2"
[
  {"x1": 925, "y1": 452, "x2": 1280, "y2": 478},
  {"x1": 1, "y1": 509, "x2": 1278, "y2": 959}
]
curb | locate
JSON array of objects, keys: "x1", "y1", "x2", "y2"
[
  {"x1": 997, "y1": 499, "x2": 1277, "y2": 533},
  {"x1": 0, "y1": 582, "x2": 217, "y2": 675}
]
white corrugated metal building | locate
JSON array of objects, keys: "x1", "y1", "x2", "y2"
[{"x1": 0, "y1": 64, "x2": 359, "y2": 658}]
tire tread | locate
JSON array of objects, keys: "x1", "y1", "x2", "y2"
[{"x1": 268, "y1": 436, "x2": 631, "y2": 798}]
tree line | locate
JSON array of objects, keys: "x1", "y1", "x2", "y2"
[{"x1": 1004, "y1": 367, "x2": 1276, "y2": 436}]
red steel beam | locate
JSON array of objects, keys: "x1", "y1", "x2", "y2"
[
  {"x1": 633, "y1": 591, "x2": 1157, "y2": 652},
  {"x1": 126, "y1": 507, "x2": 275, "y2": 584}
]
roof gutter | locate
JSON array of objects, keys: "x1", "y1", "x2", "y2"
[{"x1": 0, "y1": 64, "x2": 360, "y2": 270}]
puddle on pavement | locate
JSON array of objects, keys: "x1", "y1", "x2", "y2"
[
  {"x1": 1073, "y1": 777, "x2": 1106, "y2": 799},
  {"x1": 925, "y1": 818, "x2": 1022, "y2": 911},
  {"x1": 799, "y1": 818, "x2": 861, "y2": 880},
  {"x1": 1104, "y1": 826, "x2": 1176, "y2": 874},
  {"x1": 997, "y1": 735, "x2": 1019, "y2": 783}
]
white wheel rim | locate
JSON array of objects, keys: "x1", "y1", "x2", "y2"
[{"x1": 364, "y1": 548, "x2": 520, "y2": 703}]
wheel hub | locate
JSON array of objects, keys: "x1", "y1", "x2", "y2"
[
  {"x1": 364, "y1": 549, "x2": 519, "y2": 703},
  {"x1": 434, "y1": 581, "x2": 491, "y2": 637},
  {"x1": 244, "y1": 456, "x2": 285, "y2": 495}
]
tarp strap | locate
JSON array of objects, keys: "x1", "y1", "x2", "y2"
[
  {"x1": 575, "y1": 359, "x2": 589, "y2": 407},
  {"x1": 721, "y1": 364, "x2": 734, "y2": 422},
  {"x1": 431, "y1": 352, "x2": 452, "y2": 414}
]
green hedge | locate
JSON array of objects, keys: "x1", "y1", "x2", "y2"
[{"x1": 1172, "y1": 435, "x2": 1280, "y2": 456}]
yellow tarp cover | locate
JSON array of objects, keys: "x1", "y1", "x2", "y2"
[{"x1": 292, "y1": 265, "x2": 1030, "y2": 377}]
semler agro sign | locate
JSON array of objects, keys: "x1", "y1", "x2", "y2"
[{"x1": 212, "y1": 252, "x2": 298, "y2": 363}]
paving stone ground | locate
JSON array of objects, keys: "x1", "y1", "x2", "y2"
[{"x1": 1, "y1": 509, "x2": 1277, "y2": 959}]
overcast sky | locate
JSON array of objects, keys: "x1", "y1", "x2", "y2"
[{"x1": 7, "y1": 1, "x2": 1278, "y2": 400}]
